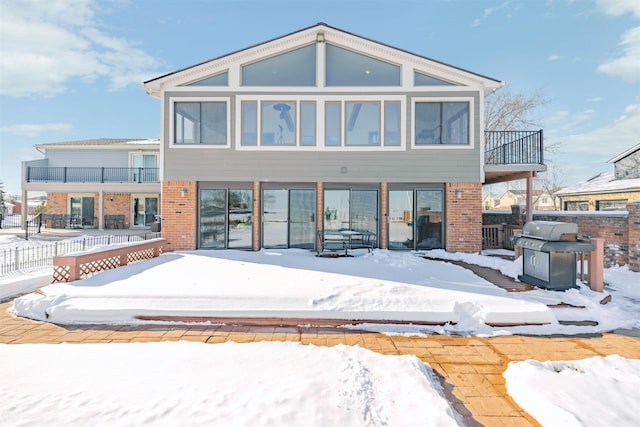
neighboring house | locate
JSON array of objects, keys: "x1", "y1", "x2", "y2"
[
  {"x1": 556, "y1": 143, "x2": 640, "y2": 211},
  {"x1": 143, "y1": 23, "x2": 545, "y2": 252},
  {"x1": 484, "y1": 189, "x2": 557, "y2": 211},
  {"x1": 21, "y1": 138, "x2": 160, "y2": 230}
]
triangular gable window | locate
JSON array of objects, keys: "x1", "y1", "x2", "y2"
[
  {"x1": 326, "y1": 44, "x2": 400, "y2": 86},
  {"x1": 242, "y1": 44, "x2": 316, "y2": 86},
  {"x1": 414, "y1": 71, "x2": 455, "y2": 86},
  {"x1": 186, "y1": 72, "x2": 229, "y2": 86}
]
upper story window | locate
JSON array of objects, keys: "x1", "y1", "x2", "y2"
[
  {"x1": 130, "y1": 153, "x2": 158, "y2": 182},
  {"x1": 325, "y1": 44, "x2": 400, "y2": 86},
  {"x1": 186, "y1": 72, "x2": 228, "y2": 86},
  {"x1": 242, "y1": 45, "x2": 316, "y2": 86},
  {"x1": 414, "y1": 71, "x2": 455, "y2": 86},
  {"x1": 175, "y1": 101, "x2": 227, "y2": 145},
  {"x1": 414, "y1": 101, "x2": 469, "y2": 146}
]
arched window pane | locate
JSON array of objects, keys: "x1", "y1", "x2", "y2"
[
  {"x1": 242, "y1": 45, "x2": 316, "y2": 86},
  {"x1": 326, "y1": 44, "x2": 400, "y2": 86}
]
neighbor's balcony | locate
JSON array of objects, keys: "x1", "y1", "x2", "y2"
[
  {"x1": 25, "y1": 167, "x2": 160, "y2": 183},
  {"x1": 484, "y1": 130, "x2": 544, "y2": 165}
]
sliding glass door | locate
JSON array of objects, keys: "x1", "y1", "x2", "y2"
[
  {"x1": 388, "y1": 189, "x2": 444, "y2": 250},
  {"x1": 262, "y1": 188, "x2": 316, "y2": 249},
  {"x1": 199, "y1": 189, "x2": 253, "y2": 249},
  {"x1": 323, "y1": 189, "x2": 378, "y2": 247}
]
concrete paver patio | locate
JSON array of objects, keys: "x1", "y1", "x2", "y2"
[{"x1": 2, "y1": 301, "x2": 638, "y2": 426}]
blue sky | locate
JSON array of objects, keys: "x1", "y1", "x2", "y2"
[{"x1": 1, "y1": 0, "x2": 638, "y2": 196}]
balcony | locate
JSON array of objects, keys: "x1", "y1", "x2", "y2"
[
  {"x1": 25, "y1": 167, "x2": 160, "y2": 184},
  {"x1": 484, "y1": 130, "x2": 546, "y2": 184}
]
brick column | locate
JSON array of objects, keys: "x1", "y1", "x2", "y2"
[
  {"x1": 445, "y1": 182, "x2": 482, "y2": 253},
  {"x1": 161, "y1": 181, "x2": 197, "y2": 251},
  {"x1": 628, "y1": 201, "x2": 640, "y2": 272},
  {"x1": 380, "y1": 182, "x2": 388, "y2": 249},
  {"x1": 316, "y1": 182, "x2": 324, "y2": 234}
]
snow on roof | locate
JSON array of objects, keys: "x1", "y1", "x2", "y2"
[
  {"x1": 555, "y1": 172, "x2": 640, "y2": 196},
  {"x1": 35, "y1": 138, "x2": 159, "y2": 148}
]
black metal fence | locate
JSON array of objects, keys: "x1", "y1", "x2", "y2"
[
  {"x1": 484, "y1": 130, "x2": 544, "y2": 165},
  {"x1": 24, "y1": 213, "x2": 43, "y2": 240},
  {"x1": 25, "y1": 167, "x2": 160, "y2": 183},
  {"x1": 0, "y1": 213, "x2": 23, "y2": 229}
]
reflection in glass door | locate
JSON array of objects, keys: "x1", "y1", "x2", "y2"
[
  {"x1": 289, "y1": 189, "x2": 316, "y2": 249},
  {"x1": 199, "y1": 189, "x2": 226, "y2": 248},
  {"x1": 415, "y1": 190, "x2": 443, "y2": 250},
  {"x1": 263, "y1": 189, "x2": 316, "y2": 249},
  {"x1": 262, "y1": 190, "x2": 288, "y2": 248},
  {"x1": 323, "y1": 189, "x2": 378, "y2": 247},
  {"x1": 132, "y1": 196, "x2": 158, "y2": 226},
  {"x1": 388, "y1": 191, "x2": 414, "y2": 249},
  {"x1": 70, "y1": 196, "x2": 94, "y2": 228}
]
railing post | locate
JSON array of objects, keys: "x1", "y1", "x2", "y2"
[
  {"x1": 26, "y1": 167, "x2": 31, "y2": 183},
  {"x1": 101, "y1": 167, "x2": 105, "y2": 183},
  {"x1": 539, "y1": 129, "x2": 544, "y2": 164},
  {"x1": 63, "y1": 167, "x2": 67, "y2": 183}
]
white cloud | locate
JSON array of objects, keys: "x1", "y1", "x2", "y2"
[
  {"x1": 0, "y1": 0, "x2": 163, "y2": 97},
  {"x1": 472, "y1": 1, "x2": 511, "y2": 27},
  {"x1": 587, "y1": 97, "x2": 604, "y2": 102},
  {"x1": 597, "y1": 26, "x2": 640, "y2": 82},
  {"x1": 547, "y1": 55, "x2": 562, "y2": 61},
  {"x1": 555, "y1": 103, "x2": 640, "y2": 156},
  {"x1": 595, "y1": 0, "x2": 640, "y2": 18},
  {"x1": 0, "y1": 123, "x2": 72, "y2": 138}
]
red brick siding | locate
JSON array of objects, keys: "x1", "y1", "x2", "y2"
[
  {"x1": 161, "y1": 181, "x2": 197, "y2": 251},
  {"x1": 446, "y1": 182, "x2": 482, "y2": 253}
]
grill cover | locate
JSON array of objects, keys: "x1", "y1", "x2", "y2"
[{"x1": 521, "y1": 221, "x2": 578, "y2": 241}]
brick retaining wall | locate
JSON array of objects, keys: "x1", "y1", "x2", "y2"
[{"x1": 483, "y1": 202, "x2": 640, "y2": 271}]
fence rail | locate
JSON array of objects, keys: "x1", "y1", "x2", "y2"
[
  {"x1": 482, "y1": 224, "x2": 522, "y2": 250},
  {"x1": 0, "y1": 232, "x2": 161, "y2": 278},
  {"x1": 484, "y1": 130, "x2": 544, "y2": 165},
  {"x1": 25, "y1": 166, "x2": 159, "y2": 183}
]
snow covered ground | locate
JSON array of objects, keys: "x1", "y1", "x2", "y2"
[{"x1": 1, "y1": 233, "x2": 639, "y2": 426}]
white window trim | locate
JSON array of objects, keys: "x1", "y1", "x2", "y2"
[
  {"x1": 168, "y1": 97, "x2": 231, "y2": 148},
  {"x1": 128, "y1": 152, "x2": 158, "y2": 168},
  {"x1": 410, "y1": 97, "x2": 475, "y2": 150},
  {"x1": 235, "y1": 94, "x2": 406, "y2": 151}
]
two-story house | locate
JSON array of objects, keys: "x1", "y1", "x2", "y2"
[
  {"x1": 21, "y1": 138, "x2": 161, "y2": 230},
  {"x1": 143, "y1": 23, "x2": 544, "y2": 253}
]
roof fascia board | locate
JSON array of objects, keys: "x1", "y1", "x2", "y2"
[
  {"x1": 143, "y1": 23, "x2": 503, "y2": 96},
  {"x1": 607, "y1": 142, "x2": 640, "y2": 164}
]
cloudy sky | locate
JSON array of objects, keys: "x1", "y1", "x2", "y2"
[{"x1": 0, "y1": 0, "x2": 638, "y2": 195}]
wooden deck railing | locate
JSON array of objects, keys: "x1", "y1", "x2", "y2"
[
  {"x1": 52, "y1": 238, "x2": 165, "y2": 283},
  {"x1": 482, "y1": 225, "x2": 521, "y2": 250}
]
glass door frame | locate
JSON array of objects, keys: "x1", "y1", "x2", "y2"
[
  {"x1": 322, "y1": 186, "x2": 380, "y2": 249},
  {"x1": 386, "y1": 185, "x2": 445, "y2": 251},
  {"x1": 198, "y1": 186, "x2": 254, "y2": 249},
  {"x1": 261, "y1": 185, "x2": 317, "y2": 249},
  {"x1": 131, "y1": 193, "x2": 159, "y2": 228}
]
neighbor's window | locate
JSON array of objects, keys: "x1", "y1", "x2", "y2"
[
  {"x1": 415, "y1": 102, "x2": 469, "y2": 145},
  {"x1": 175, "y1": 102, "x2": 227, "y2": 144},
  {"x1": 565, "y1": 201, "x2": 589, "y2": 211}
]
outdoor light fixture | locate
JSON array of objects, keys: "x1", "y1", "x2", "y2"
[
  {"x1": 455, "y1": 189, "x2": 462, "y2": 199},
  {"x1": 316, "y1": 32, "x2": 325, "y2": 43},
  {"x1": 181, "y1": 188, "x2": 187, "y2": 197}
]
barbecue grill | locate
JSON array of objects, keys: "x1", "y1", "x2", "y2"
[{"x1": 515, "y1": 221, "x2": 595, "y2": 290}]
